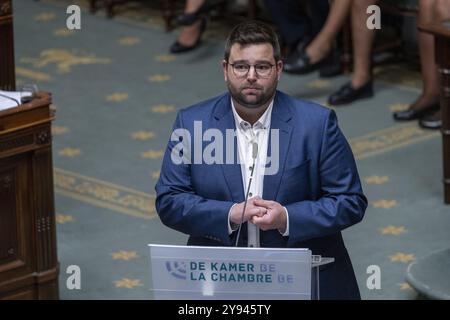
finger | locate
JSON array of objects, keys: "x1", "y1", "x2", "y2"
[
  {"x1": 251, "y1": 215, "x2": 263, "y2": 224},
  {"x1": 251, "y1": 215, "x2": 269, "y2": 229},
  {"x1": 249, "y1": 196, "x2": 261, "y2": 204},
  {"x1": 255, "y1": 207, "x2": 267, "y2": 217},
  {"x1": 253, "y1": 199, "x2": 271, "y2": 208},
  {"x1": 248, "y1": 207, "x2": 266, "y2": 217}
]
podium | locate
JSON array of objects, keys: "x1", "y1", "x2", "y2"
[
  {"x1": 0, "y1": 92, "x2": 59, "y2": 299},
  {"x1": 149, "y1": 244, "x2": 334, "y2": 300}
]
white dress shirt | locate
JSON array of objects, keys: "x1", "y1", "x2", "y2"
[{"x1": 228, "y1": 99, "x2": 289, "y2": 246}]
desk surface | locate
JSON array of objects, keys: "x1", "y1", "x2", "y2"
[{"x1": 0, "y1": 92, "x2": 53, "y2": 135}]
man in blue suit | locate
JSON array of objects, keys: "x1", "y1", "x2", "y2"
[{"x1": 155, "y1": 21, "x2": 367, "y2": 299}]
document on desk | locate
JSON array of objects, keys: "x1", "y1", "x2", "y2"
[{"x1": 0, "y1": 90, "x2": 31, "y2": 111}]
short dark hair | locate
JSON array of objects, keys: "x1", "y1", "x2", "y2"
[{"x1": 224, "y1": 20, "x2": 281, "y2": 62}]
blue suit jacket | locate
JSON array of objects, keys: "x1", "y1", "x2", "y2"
[{"x1": 155, "y1": 90, "x2": 367, "y2": 299}]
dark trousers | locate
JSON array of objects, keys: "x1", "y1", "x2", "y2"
[{"x1": 264, "y1": 0, "x2": 329, "y2": 49}]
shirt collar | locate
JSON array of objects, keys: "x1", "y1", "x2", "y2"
[{"x1": 231, "y1": 98, "x2": 273, "y2": 131}]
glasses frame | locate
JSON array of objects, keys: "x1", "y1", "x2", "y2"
[{"x1": 227, "y1": 62, "x2": 276, "y2": 78}]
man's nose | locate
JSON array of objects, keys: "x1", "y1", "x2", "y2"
[{"x1": 246, "y1": 66, "x2": 257, "y2": 82}]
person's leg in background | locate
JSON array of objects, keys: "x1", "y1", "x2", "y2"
[
  {"x1": 350, "y1": 0, "x2": 378, "y2": 88},
  {"x1": 305, "y1": 0, "x2": 342, "y2": 77},
  {"x1": 328, "y1": 0, "x2": 378, "y2": 105},
  {"x1": 305, "y1": 0, "x2": 351, "y2": 65},
  {"x1": 185, "y1": 0, "x2": 204, "y2": 13},
  {"x1": 417, "y1": 0, "x2": 450, "y2": 129},
  {"x1": 393, "y1": 0, "x2": 440, "y2": 122},
  {"x1": 170, "y1": 0, "x2": 207, "y2": 53},
  {"x1": 283, "y1": 0, "x2": 350, "y2": 74},
  {"x1": 263, "y1": 0, "x2": 312, "y2": 53},
  {"x1": 305, "y1": 0, "x2": 330, "y2": 42}
]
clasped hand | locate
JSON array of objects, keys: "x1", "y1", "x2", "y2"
[{"x1": 230, "y1": 196, "x2": 287, "y2": 233}]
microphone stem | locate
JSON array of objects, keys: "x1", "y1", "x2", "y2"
[{"x1": 235, "y1": 157, "x2": 256, "y2": 247}]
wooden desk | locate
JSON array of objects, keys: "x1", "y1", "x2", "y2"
[
  {"x1": 0, "y1": 92, "x2": 59, "y2": 299},
  {"x1": 0, "y1": 0, "x2": 15, "y2": 90},
  {"x1": 419, "y1": 22, "x2": 450, "y2": 204}
]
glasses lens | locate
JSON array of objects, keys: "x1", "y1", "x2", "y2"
[
  {"x1": 231, "y1": 63, "x2": 273, "y2": 78},
  {"x1": 255, "y1": 64, "x2": 272, "y2": 77},
  {"x1": 233, "y1": 64, "x2": 249, "y2": 77}
]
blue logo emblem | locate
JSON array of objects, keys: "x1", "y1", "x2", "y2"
[{"x1": 165, "y1": 261, "x2": 187, "y2": 280}]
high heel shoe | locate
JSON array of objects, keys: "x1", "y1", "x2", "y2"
[
  {"x1": 176, "y1": 0, "x2": 225, "y2": 26},
  {"x1": 283, "y1": 49, "x2": 332, "y2": 75},
  {"x1": 176, "y1": 10, "x2": 204, "y2": 26},
  {"x1": 170, "y1": 18, "x2": 206, "y2": 54}
]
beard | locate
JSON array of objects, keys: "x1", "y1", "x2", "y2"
[{"x1": 227, "y1": 81, "x2": 277, "y2": 109}]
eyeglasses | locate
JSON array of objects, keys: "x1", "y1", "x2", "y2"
[{"x1": 228, "y1": 62, "x2": 275, "y2": 78}]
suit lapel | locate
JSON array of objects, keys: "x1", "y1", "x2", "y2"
[
  {"x1": 213, "y1": 94, "x2": 245, "y2": 203},
  {"x1": 263, "y1": 92, "x2": 293, "y2": 201}
]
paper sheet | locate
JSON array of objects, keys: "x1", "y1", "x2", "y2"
[{"x1": 0, "y1": 90, "x2": 32, "y2": 111}]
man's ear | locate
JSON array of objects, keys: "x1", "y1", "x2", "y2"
[
  {"x1": 276, "y1": 60, "x2": 283, "y2": 81},
  {"x1": 222, "y1": 60, "x2": 228, "y2": 81}
]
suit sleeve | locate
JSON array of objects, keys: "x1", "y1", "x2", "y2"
[
  {"x1": 284, "y1": 110, "x2": 367, "y2": 245},
  {"x1": 155, "y1": 111, "x2": 235, "y2": 245}
]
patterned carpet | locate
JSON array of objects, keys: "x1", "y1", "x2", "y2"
[{"x1": 12, "y1": 0, "x2": 450, "y2": 299}]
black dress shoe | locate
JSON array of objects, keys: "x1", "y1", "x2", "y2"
[
  {"x1": 327, "y1": 81, "x2": 373, "y2": 106},
  {"x1": 419, "y1": 109, "x2": 442, "y2": 130},
  {"x1": 283, "y1": 50, "x2": 329, "y2": 75},
  {"x1": 393, "y1": 102, "x2": 439, "y2": 121},
  {"x1": 170, "y1": 18, "x2": 206, "y2": 54}
]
